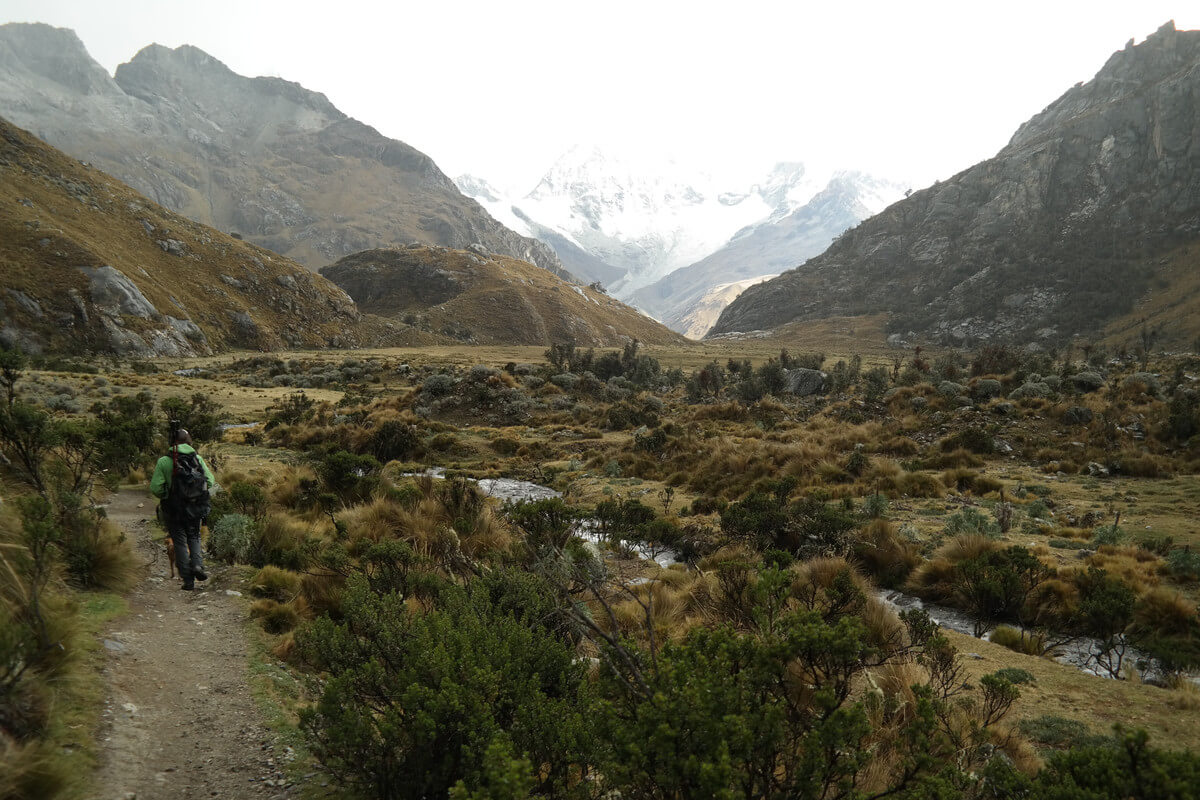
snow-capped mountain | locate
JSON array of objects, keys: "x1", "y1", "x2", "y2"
[
  {"x1": 456, "y1": 147, "x2": 904, "y2": 335},
  {"x1": 630, "y1": 171, "x2": 907, "y2": 337},
  {"x1": 457, "y1": 147, "x2": 835, "y2": 296}
]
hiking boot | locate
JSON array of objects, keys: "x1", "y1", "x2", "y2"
[
  {"x1": 181, "y1": 581, "x2": 194, "y2": 591},
  {"x1": 193, "y1": 570, "x2": 208, "y2": 582}
]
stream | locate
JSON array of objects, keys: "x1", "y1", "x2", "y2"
[{"x1": 415, "y1": 470, "x2": 1184, "y2": 683}]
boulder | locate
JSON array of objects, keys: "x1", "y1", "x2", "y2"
[
  {"x1": 79, "y1": 265, "x2": 157, "y2": 318},
  {"x1": 785, "y1": 368, "x2": 827, "y2": 396},
  {"x1": 1063, "y1": 406, "x2": 1094, "y2": 426},
  {"x1": 5, "y1": 289, "x2": 44, "y2": 318},
  {"x1": 1009, "y1": 382, "x2": 1051, "y2": 400}
]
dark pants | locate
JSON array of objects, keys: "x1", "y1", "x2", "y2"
[{"x1": 168, "y1": 518, "x2": 204, "y2": 582}]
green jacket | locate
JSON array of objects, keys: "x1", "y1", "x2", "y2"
[{"x1": 150, "y1": 444, "x2": 216, "y2": 500}]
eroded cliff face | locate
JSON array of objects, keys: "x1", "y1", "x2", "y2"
[
  {"x1": 0, "y1": 23, "x2": 569, "y2": 278},
  {"x1": 711, "y1": 22, "x2": 1200, "y2": 345}
]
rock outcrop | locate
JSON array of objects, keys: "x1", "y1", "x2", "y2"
[
  {"x1": 0, "y1": 23, "x2": 569, "y2": 278},
  {"x1": 710, "y1": 22, "x2": 1200, "y2": 345}
]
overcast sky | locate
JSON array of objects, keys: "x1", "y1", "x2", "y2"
[{"x1": 2, "y1": 1, "x2": 1198, "y2": 193}]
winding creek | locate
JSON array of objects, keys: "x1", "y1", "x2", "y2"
[{"x1": 422, "y1": 470, "x2": 1189, "y2": 684}]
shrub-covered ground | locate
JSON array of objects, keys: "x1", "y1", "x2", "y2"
[{"x1": 4, "y1": 338, "x2": 1200, "y2": 799}]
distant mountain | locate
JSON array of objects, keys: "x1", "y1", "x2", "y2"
[
  {"x1": 320, "y1": 246, "x2": 687, "y2": 348},
  {"x1": 0, "y1": 23, "x2": 568, "y2": 276},
  {"x1": 457, "y1": 151, "x2": 900, "y2": 334},
  {"x1": 0, "y1": 116, "x2": 369, "y2": 357},
  {"x1": 711, "y1": 22, "x2": 1200, "y2": 347},
  {"x1": 630, "y1": 172, "x2": 904, "y2": 337}
]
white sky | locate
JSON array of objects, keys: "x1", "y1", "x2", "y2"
[{"x1": 1, "y1": 0, "x2": 1198, "y2": 194}]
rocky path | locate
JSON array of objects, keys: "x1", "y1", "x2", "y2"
[{"x1": 91, "y1": 488, "x2": 296, "y2": 800}]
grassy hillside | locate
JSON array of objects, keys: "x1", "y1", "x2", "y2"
[
  {"x1": 321, "y1": 246, "x2": 689, "y2": 348},
  {"x1": 0, "y1": 116, "x2": 385, "y2": 357}
]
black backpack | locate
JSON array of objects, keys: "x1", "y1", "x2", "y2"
[{"x1": 167, "y1": 448, "x2": 211, "y2": 523}]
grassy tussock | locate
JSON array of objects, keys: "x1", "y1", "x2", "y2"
[
  {"x1": 250, "y1": 566, "x2": 303, "y2": 602},
  {"x1": 250, "y1": 599, "x2": 302, "y2": 635},
  {"x1": 852, "y1": 520, "x2": 921, "y2": 589},
  {"x1": 906, "y1": 535, "x2": 999, "y2": 601},
  {"x1": 268, "y1": 465, "x2": 319, "y2": 507},
  {"x1": 989, "y1": 625, "x2": 1045, "y2": 655}
]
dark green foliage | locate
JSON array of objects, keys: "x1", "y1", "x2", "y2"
[
  {"x1": 296, "y1": 578, "x2": 593, "y2": 800},
  {"x1": 266, "y1": 391, "x2": 316, "y2": 429},
  {"x1": 862, "y1": 366, "x2": 890, "y2": 402},
  {"x1": 90, "y1": 390, "x2": 158, "y2": 476},
  {"x1": 721, "y1": 480, "x2": 856, "y2": 557},
  {"x1": 685, "y1": 360, "x2": 727, "y2": 401},
  {"x1": 1167, "y1": 547, "x2": 1200, "y2": 581},
  {"x1": 1165, "y1": 392, "x2": 1199, "y2": 441},
  {"x1": 314, "y1": 450, "x2": 381, "y2": 501},
  {"x1": 632, "y1": 426, "x2": 668, "y2": 454},
  {"x1": 505, "y1": 498, "x2": 577, "y2": 554},
  {"x1": 0, "y1": 400, "x2": 54, "y2": 492},
  {"x1": 592, "y1": 497, "x2": 656, "y2": 542},
  {"x1": 160, "y1": 393, "x2": 224, "y2": 442},
  {"x1": 971, "y1": 345, "x2": 1020, "y2": 377},
  {"x1": 991, "y1": 667, "x2": 1035, "y2": 685},
  {"x1": 952, "y1": 545, "x2": 1051, "y2": 636},
  {"x1": 0, "y1": 343, "x2": 26, "y2": 408},
  {"x1": 1034, "y1": 729, "x2": 1200, "y2": 799},
  {"x1": 367, "y1": 419, "x2": 420, "y2": 462},
  {"x1": 229, "y1": 481, "x2": 267, "y2": 518},
  {"x1": 1018, "y1": 715, "x2": 1109, "y2": 751},
  {"x1": 593, "y1": 606, "x2": 948, "y2": 800}
]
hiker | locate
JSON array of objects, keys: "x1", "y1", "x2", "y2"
[{"x1": 150, "y1": 428, "x2": 216, "y2": 591}]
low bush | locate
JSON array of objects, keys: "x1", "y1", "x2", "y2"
[{"x1": 207, "y1": 513, "x2": 256, "y2": 564}]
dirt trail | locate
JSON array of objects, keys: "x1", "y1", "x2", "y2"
[{"x1": 91, "y1": 487, "x2": 295, "y2": 800}]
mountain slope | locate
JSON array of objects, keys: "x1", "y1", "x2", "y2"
[
  {"x1": 710, "y1": 22, "x2": 1200, "y2": 346},
  {"x1": 0, "y1": 23, "x2": 568, "y2": 277},
  {"x1": 320, "y1": 246, "x2": 687, "y2": 348},
  {"x1": 0, "y1": 116, "x2": 366, "y2": 357},
  {"x1": 631, "y1": 172, "x2": 903, "y2": 337}
]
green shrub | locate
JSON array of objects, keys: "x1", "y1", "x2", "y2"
[
  {"x1": 1091, "y1": 524, "x2": 1127, "y2": 547},
  {"x1": 207, "y1": 513, "x2": 255, "y2": 564},
  {"x1": 991, "y1": 667, "x2": 1035, "y2": 685},
  {"x1": 944, "y1": 507, "x2": 1001, "y2": 538},
  {"x1": 161, "y1": 393, "x2": 224, "y2": 442},
  {"x1": 1018, "y1": 715, "x2": 1107, "y2": 750},
  {"x1": 296, "y1": 577, "x2": 591, "y2": 799},
  {"x1": 1167, "y1": 548, "x2": 1200, "y2": 581},
  {"x1": 369, "y1": 419, "x2": 421, "y2": 462},
  {"x1": 862, "y1": 493, "x2": 888, "y2": 519}
]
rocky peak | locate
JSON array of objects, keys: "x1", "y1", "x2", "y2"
[
  {"x1": 710, "y1": 24, "x2": 1200, "y2": 345},
  {"x1": 114, "y1": 42, "x2": 345, "y2": 125},
  {"x1": 0, "y1": 23, "x2": 120, "y2": 96},
  {"x1": 1009, "y1": 20, "x2": 1199, "y2": 150}
]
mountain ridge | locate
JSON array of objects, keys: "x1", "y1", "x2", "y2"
[
  {"x1": 710, "y1": 21, "x2": 1200, "y2": 346},
  {"x1": 0, "y1": 22, "x2": 569, "y2": 277}
]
